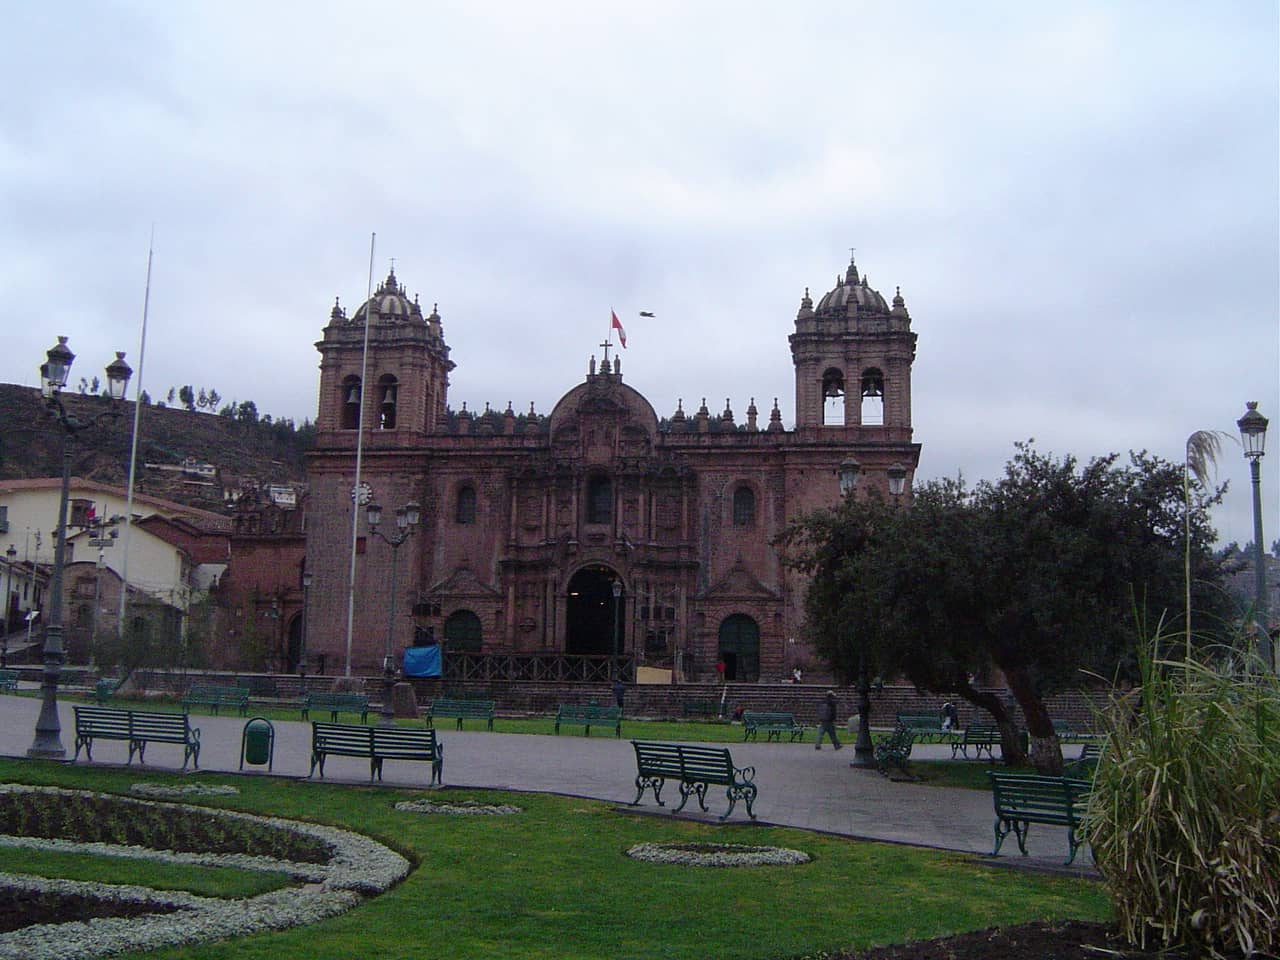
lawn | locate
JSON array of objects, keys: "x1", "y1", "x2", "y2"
[{"x1": 0, "y1": 758, "x2": 1110, "y2": 960}]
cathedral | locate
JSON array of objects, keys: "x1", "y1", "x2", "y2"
[{"x1": 303, "y1": 254, "x2": 920, "y2": 683}]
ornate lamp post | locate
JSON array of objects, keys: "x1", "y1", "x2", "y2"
[
  {"x1": 836, "y1": 456, "x2": 877, "y2": 768},
  {"x1": 1237, "y1": 402, "x2": 1271, "y2": 672},
  {"x1": 299, "y1": 569, "x2": 313, "y2": 683},
  {"x1": 366, "y1": 500, "x2": 420, "y2": 725},
  {"x1": 29, "y1": 338, "x2": 131, "y2": 759},
  {"x1": 611, "y1": 578, "x2": 623, "y2": 681},
  {"x1": 2, "y1": 545, "x2": 14, "y2": 667}
]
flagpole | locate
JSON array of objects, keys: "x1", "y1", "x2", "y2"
[
  {"x1": 117, "y1": 227, "x2": 154, "y2": 638},
  {"x1": 344, "y1": 232, "x2": 376, "y2": 677}
]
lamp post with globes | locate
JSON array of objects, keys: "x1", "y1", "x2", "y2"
[
  {"x1": 366, "y1": 500, "x2": 420, "y2": 725},
  {"x1": 299, "y1": 569, "x2": 313, "y2": 685},
  {"x1": 835, "y1": 457, "x2": 878, "y2": 768},
  {"x1": 29, "y1": 337, "x2": 132, "y2": 759},
  {"x1": 1237, "y1": 402, "x2": 1271, "y2": 672}
]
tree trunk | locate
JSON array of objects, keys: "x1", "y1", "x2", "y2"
[
  {"x1": 1003, "y1": 663, "x2": 1063, "y2": 774},
  {"x1": 954, "y1": 684, "x2": 1026, "y2": 766}
]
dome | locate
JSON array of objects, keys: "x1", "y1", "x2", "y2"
[
  {"x1": 814, "y1": 257, "x2": 889, "y2": 317},
  {"x1": 350, "y1": 268, "x2": 424, "y2": 324}
]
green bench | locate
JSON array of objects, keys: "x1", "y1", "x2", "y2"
[
  {"x1": 308, "y1": 720, "x2": 443, "y2": 783},
  {"x1": 1051, "y1": 719, "x2": 1100, "y2": 744},
  {"x1": 896, "y1": 712, "x2": 957, "y2": 744},
  {"x1": 0, "y1": 669, "x2": 18, "y2": 693},
  {"x1": 741, "y1": 710, "x2": 805, "y2": 743},
  {"x1": 989, "y1": 771, "x2": 1093, "y2": 866},
  {"x1": 72, "y1": 705, "x2": 201, "y2": 770},
  {"x1": 426, "y1": 697, "x2": 496, "y2": 731},
  {"x1": 951, "y1": 721, "x2": 1002, "y2": 761},
  {"x1": 302, "y1": 691, "x2": 371, "y2": 724},
  {"x1": 681, "y1": 700, "x2": 719, "y2": 718},
  {"x1": 874, "y1": 724, "x2": 916, "y2": 777},
  {"x1": 1064, "y1": 740, "x2": 1105, "y2": 779},
  {"x1": 555, "y1": 704, "x2": 622, "y2": 737},
  {"x1": 181, "y1": 684, "x2": 250, "y2": 717},
  {"x1": 630, "y1": 740, "x2": 757, "y2": 820}
]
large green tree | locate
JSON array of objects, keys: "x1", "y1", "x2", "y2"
[{"x1": 782, "y1": 443, "x2": 1228, "y2": 773}]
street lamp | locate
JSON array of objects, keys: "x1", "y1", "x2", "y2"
[
  {"x1": 366, "y1": 500, "x2": 420, "y2": 725},
  {"x1": 611, "y1": 578, "x2": 623, "y2": 681},
  {"x1": 29, "y1": 338, "x2": 131, "y2": 759},
  {"x1": 300, "y1": 569, "x2": 313, "y2": 683},
  {"x1": 1237, "y1": 401, "x2": 1271, "y2": 672},
  {"x1": 887, "y1": 462, "x2": 907, "y2": 497},
  {"x1": 3, "y1": 545, "x2": 14, "y2": 652},
  {"x1": 837, "y1": 456, "x2": 861, "y2": 497}
]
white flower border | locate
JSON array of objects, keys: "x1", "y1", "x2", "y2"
[
  {"x1": 0, "y1": 784, "x2": 410, "y2": 960},
  {"x1": 394, "y1": 799, "x2": 521, "y2": 816},
  {"x1": 626, "y1": 842, "x2": 810, "y2": 867},
  {"x1": 129, "y1": 783, "x2": 240, "y2": 799}
]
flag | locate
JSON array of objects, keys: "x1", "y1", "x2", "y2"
[{"x1": 611, "y1": 310, "x2": 627, "y2": 348}]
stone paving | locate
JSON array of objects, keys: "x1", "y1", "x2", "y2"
[{"x1": 0, "y1": 688, "x2": 1095, "y2": 874}]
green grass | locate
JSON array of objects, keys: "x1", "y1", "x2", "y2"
[
  {"x1": 0, "y1": 846, "x2": 294, "y2": 898},
  {"x1": 0, "y1": 758, "x2": 1111, "y2": 960}
]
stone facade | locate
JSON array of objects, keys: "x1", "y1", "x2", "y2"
[{"x1": 304, "y1": 255, "x2": 921, "y2": 683}]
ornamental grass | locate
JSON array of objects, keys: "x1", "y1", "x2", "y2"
[{"x1": 1087, "y1": 633, "x2": 1280, "y2": 957}]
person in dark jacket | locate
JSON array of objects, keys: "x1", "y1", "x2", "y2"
[{"x1": 815, "y1": 690, "x2": 842, "y2": 750}]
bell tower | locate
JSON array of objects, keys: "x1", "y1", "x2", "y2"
[
  {"x1": 315, "y1": 268, "x2": 455, "y2": 445},
  {"x1": 789, "y1": 254, "x2": 917, "y2": 445}
]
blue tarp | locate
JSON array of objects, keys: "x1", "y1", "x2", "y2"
[{"x1": 402, "y1": 645, "x2": 441, "y2": 677}]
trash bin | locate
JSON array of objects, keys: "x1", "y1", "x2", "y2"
[{"x1": 240, "y1": 717, "x2": 275, "y2": 771}]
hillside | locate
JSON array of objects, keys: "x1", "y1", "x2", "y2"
[{"x1": 0, "y1": 384, "x2": 310, "y2": 513}]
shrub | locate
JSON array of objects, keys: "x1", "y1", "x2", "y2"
[{"x1": 1088, "y1": 635, "x2": 1280, "y2": 957}]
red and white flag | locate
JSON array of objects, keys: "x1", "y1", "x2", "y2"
[{"x1": 611, "y1": 310, "x2": 627, "y2": 348}]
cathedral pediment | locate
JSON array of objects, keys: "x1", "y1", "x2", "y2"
[
  {"x1": 702, "y1": 562, "x2": 779, "y2": 600},
  {"x1": 427, "y1": 566, "x2": 501, "y2": 598}
]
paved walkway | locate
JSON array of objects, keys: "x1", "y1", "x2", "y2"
[{"x1": 0, "y1": 690, "x2": 1095, "y2": 875}]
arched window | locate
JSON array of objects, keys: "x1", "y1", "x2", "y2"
[
  {"x1": 717, "y1": 614, "x2": 760, "y2": 682},
  {"x1": 443, "y1": 610, "x2": 483, "y2": 652},
  {"x1": 860, "y1": 368, "x2": 884, "y2": 426},
  {"x1": 822, "y1": 368, "x2": 845, "y2": 426},
  {"x1": 378, "y1": 375, "x2": 398, "y2": 430},
  {"x1": 340, "y1": 376, "x2": 362, "y2": 430},
  {"x1": 456, "y1": 485, "x2": 476, "y2": 525},
  {"x1": 586, "y1": 475, "x2": 612, "y2": 524},
  {"x1": 732, "y1": 485, "x2": 756, "y2": 527}
]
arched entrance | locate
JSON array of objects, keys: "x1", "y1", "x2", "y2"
[
  {"x1": 717, "y1": 614, "x2": 760, "y2": 682},
  {"x1": 565, "y1": 565, "x2": 622, "y2": 657},
  {"x1": 443, "y1": 610, "x2": 483, "y2": 652}
]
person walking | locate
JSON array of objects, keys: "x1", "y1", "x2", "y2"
[{"x1": 815, "y1": 690, "x2": 842, "y2": 750}]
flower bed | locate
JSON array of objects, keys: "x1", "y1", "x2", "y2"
[
  {"x1": 0, "y1": 784, "x2": 410, "y2": 960},
  {"x1": 395, "y1": 799, "x2": 521, "y2": 815},
  {"x1": 625, "y1": 842, "x2": 810, "y2": 867}
]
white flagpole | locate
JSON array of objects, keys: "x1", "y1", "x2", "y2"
[
  {"x1": 344, "y1": 232, "x2": 376, "y2": 677},
  {"x1": 117, "y1": 227, "x2": 154, "y2": 637}
]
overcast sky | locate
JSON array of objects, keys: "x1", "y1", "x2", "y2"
[{"x1": 2, "y1": 2, "x2": 1276, "y2": 547}]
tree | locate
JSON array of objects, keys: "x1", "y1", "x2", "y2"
[
  {"x1": 782, "y1": 443, "x2": 1228, "y2": 773},
  {"x1": 206, "y1": 388, "x2": 221, "y2": 411},
  {"x1": 236, "y1": 400, "x2": 258, "y2": 424},
  {"x1": 166, "y1": 387, "x2": 176, "y2": 405},
  {"x1": 197, "y1": 388, "x2": 209, "y2": 410},
  {"x1": 178, "y1": 385, "x2": 195, "y2": 411}
]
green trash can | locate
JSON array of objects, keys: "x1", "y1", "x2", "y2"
[{"x1": 240, "y1": 717, "x2": 275, "y2": 771}]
